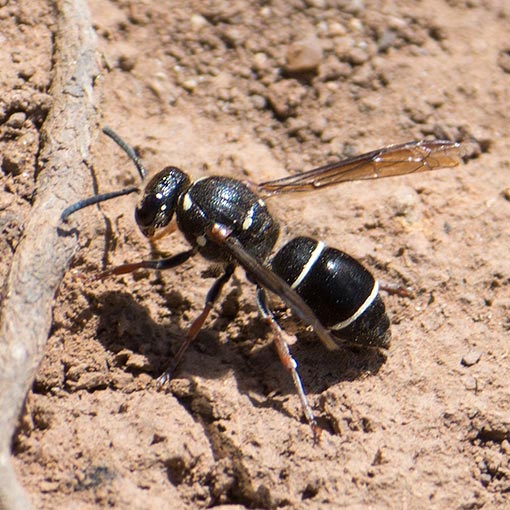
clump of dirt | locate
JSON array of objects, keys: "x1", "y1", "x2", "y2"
[{"x1": 1, "y1": 0, "x2": 509, "y2": 509}]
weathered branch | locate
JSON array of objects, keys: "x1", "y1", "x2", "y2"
[{"x1": 0, "y1": 1, "x2": 97, "y2": 508}]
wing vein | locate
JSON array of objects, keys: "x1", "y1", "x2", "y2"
[{"x1": 257, "y1": 140, "x2": 465, "y2": 196}]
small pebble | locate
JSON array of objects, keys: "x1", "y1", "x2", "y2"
[
  {"x1": 181, "y1": 78, "x2": 198, "y2": 91},
  {"x1": 266, "y1": 80, "x2": 307, "y2": 119},
  {"x1": 497, "y1": 49, "x2": 510, "y2": 74},
  {"x1": 6, "y1": 111, "x2": 26, "y2": 128},
  {"x1": 190, "y1": 13, "x2": 208, "y2": 31},
  {"x1": 73, "y1": 372, "x2": 109, "y2": 391},
  {"x1": 0, "y1": 191, "x2": 14, "y2": 210},
  {"x1": 462, "y1": 350, "x2": 482, "y2": 367},
  {"x1": 2, "y1": 152, "x2": 25, "y2": 176},
  {"x1": 18, "y1": 64, "x2": 35, "y2": 80},
  {"x1": 347, "y1": 46, "x2": 369, "y2": 65},
  {"x1": 305, "y1": 0, "x2": 326, "y2": 8},
  {"x1": 11, "y1": 50, "x2": 22, "y2": 63},
  {"x1": 124, "y1": 352, "x2": 151, "y2": 371},
  {"x1": 250, "y1": 94, "x2": 266, "y2": 109},
  {"x1": 253, "y1": 52, "x2": 269, "y2": 70},
  {"x1": 285, "y1": 36, "x2": 323, "y2": 73},
  {"x1": 479, "y1": 474, "x2": 491, "y2": 487},
  {"x1": 390, "y1": 186, "x2": 421, "y2": 221},
  {"x1": 39, "y1": 481, "x2": 59, "y2": 493},
  {"x1": 378, "y1": 30, "x2": 397, "y2": 52},
  {"x1": 463, "y1": 376, "x2": 478, "y2": 391},
  {"x1": 118, "y1": 54, "x2": 136, "y2": 72},
  {"x1": 328, "y1": 22, "x2": 347, "y2": 37}
]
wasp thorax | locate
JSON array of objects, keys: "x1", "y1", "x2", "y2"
[{"x1": 135, "y1": 166, "x2": 190, "y2": 238}]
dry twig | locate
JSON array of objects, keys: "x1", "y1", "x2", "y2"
[{"x1": 0, "y1": 1, "x2": 97, "y2": 508}]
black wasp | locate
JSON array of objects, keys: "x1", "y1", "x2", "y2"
[{"x1": 61, "y1": 127, "x2": 465, "y2": 438}]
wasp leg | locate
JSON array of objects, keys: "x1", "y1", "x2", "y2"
[
  {"x1": 256, "y1": 287, "x2": 321, "y2": 442},
  {"x1": 379, "y1": 281, "x2": 413, "y2": 298},
  {"x1": 156, "y1": 263, "x2": 236, "y2": 387},
  {"x1": 89, "y1": 249, "x2": 197, "y2": 281}
]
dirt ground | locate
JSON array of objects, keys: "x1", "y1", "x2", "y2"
[{"x1": 1, "y1": 0, "x2": 509, "y2": 508}]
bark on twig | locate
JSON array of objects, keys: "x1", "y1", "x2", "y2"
[{"x1": 0, "y1": 1, "x2": 97, "y2": 508}]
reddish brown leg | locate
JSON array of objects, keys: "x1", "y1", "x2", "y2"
[
  {"x1": 380, "y1": 282, "x2": 413, "y2": 298},
  {"x1": 256, "y1": 287, "x2": 322, "y2": 442},
  {"x1": 89, "y1": 249, "x2": 196, "y2": 281},
  {"x1": 156, "y1": 263, "x2": 236, "y2": 386}
]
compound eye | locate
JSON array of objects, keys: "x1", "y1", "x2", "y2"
[
  {"x1": 135, "y1": 166, "x2": 190, "y2": 238},
  {"x1": 135, "y1": 193, "x2": 164, "y2": 231}
]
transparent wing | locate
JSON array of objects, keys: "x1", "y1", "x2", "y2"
[
  {"x1": 257, "y1": 140, "x2": 465, "y2": 196},
  {"x1": 207, "y1": 225, "x2": 339, "y2": 351}
]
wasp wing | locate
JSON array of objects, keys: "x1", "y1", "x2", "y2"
[
  {"x1": 257, "y1": 140, "x2": 465, "y2": 196},
  {"x1": 207, "y1": 225, "x2": 339, "y2": 351}
]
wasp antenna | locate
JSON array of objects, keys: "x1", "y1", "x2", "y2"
[
  {"x1": 102, "y1": 127, "x2": 147, "y2": 181},
  {"x1": 61, "y1": 186, "x2": 139, "y2": 222}
]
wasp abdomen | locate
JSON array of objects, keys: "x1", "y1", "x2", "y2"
[{"x1": 271, "y1": 236, "x2": 391, "y2": 349}]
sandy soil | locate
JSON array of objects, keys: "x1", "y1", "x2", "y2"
[{"x1": 1, "y1": 0, "x2": 509, "y2": 508}]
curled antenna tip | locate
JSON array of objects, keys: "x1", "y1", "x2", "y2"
[
  {"x1": 61, "y1": 186, "x2": 140, "y2": 222},
  {"x1": 102, "y1": 127, "x2": 147, "y2": 180}
]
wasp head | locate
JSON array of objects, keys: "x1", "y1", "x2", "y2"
[{"x1": 135, "y1": 166, "x2": 190, "y2": 238}]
